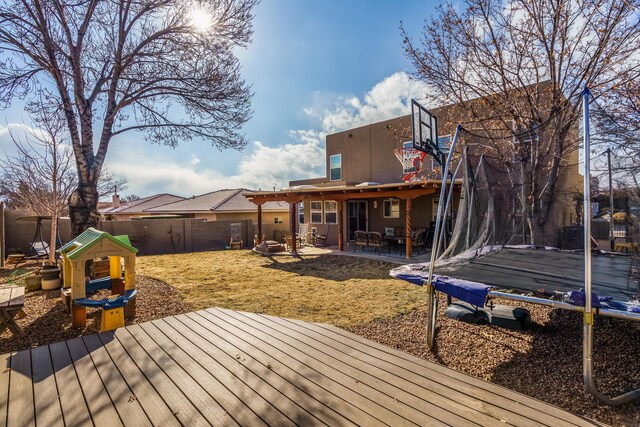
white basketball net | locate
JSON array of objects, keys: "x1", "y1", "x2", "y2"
[{"x1": 394, "y1": 147, "x2": 426, "y2": 181}]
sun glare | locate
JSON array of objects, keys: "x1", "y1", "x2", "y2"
[{"x1": 188, "y1": 5, "x2": 213, "y2": 33}]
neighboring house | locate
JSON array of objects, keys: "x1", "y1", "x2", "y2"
[
  {"x1": 100, "y1": 194, "x2": 186, "y2": 220},
  {"x1": 245, "y1": 86, "x2": 581, "y2": 255},
  {"x1": 144, "y1": 189, "x2": 289, "y2": 224}
]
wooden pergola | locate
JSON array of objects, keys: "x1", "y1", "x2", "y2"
[{"x1": 244, "y1": 181, "x2": 460, "y2": 259}]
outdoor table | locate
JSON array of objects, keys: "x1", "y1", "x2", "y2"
[
  {"x1": 385, "y1": 236, "x2": 406, "y2": 255},
  {"x1": 0, "y1": 286, "x2": 26, "y2": 337}
]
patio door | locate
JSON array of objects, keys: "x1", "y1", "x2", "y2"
[{"x1": 348, "y1": 200, "x2": 368, "y2": 240}]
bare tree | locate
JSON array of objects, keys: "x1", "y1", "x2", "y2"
[
  {"x1": 0, "y1": 103, "x2": 72, "y2": 263},
  {"x1": 402, "y1": 0, "x2": 640, "y2": 242},
  {"x1": 0, "y1": 0, "x2": 257, "y2": 236}
]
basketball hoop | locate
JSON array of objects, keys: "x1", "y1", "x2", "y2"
[{"x1": 394, "y1": 147, "x2": 427, "y2": 181}]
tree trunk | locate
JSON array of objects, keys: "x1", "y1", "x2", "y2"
[{"x1": 69, "y1": 168, "x2": 100, "y2": 237}]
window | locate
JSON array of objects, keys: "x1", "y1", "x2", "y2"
[
  {"x1": 329, "y1": 154, "x2": 342, "y2": 181},
  {"x1": 273, "y1": 217, "x2": 283, "y2": 224},
  {"x1": 324, "y1": 201, "x2": 337, "y2": 224},
  {"x1": 437, "y1": 135, "x2": 451, "y2": 151},
  {"x1": 310, "y1": 201, "x2": 323, "y2": 224},
  {"x1": 298, "y1": 202, "x2": 304, "y2": 224},
  {"x1": 383, "y1": 199, "x2": 400, "y2": 218}
]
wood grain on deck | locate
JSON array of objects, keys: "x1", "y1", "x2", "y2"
[{"x1": 0, "y1": 308, "x2": 599, "y2": 426}]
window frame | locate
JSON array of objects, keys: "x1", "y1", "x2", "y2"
[
  {"x1": 310, "y1": 200, "x2": 323, "y2": 224},
  {"x1": 324, "y1": 200, "x2": 338, "y2": 224},
  {"x1": 383, "y1": 199, "x2": 400, "y2": 219},
  {"x1": 329, "y1": 154, "x2": 342, "y2": 181},
  {"x1": 298, "y1": 202, "x2": 305, "y2": 225}
]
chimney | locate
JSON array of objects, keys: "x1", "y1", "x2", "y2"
[{"x1": 112, "y1": 194, "x2": 121, "y2": 208}]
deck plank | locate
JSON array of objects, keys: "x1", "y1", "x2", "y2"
[
  {"x1": 66, "y1": 336, "x2": 122, "y2": 426},
  {"x1": 229, "y1": 308, "x2": 528, "y2": 427},
  {"x1": 254, "y1": 310, "x2": 575, "y2": 427},
  {"x1": 82, "y1": 334, "x2": 151, "y2": 427},
  {"x1": 0, "y1": 353, "x2": 11, "y2": 427},
  {"x1": 168, "y1": 314, "x2": 342, "y2": 426},
  {"x1": 211, "y1": 308, "x2": 482, "y2": 426},
  {"x1": 148, "y1": 318, "x2": 295, "y2": 426},
  {"x1": 311, "y1": 321, "x2": 594, "y2": 426},
  {"x1": 125, "y1": 324, "x2": 238, "y2": 426},
  {"x1": 139, "y1": 321, "x2": 270, "y2": 426},
  {"x1": 31, "y1": 345, "x2": 64, "y2": 427},
  {"x1": 192, "y1": 310, "x2": 439, "y2": 427},
  {"x1": 185, "y1": 311, "x2": 376, "y2": 426},
  {"x1": 113, "y1": 328, "x2": 210, "y2": 427},
  {"x1": 96, "y1": 331, "x2": 180, "y2": 427},
  {"x1": 7, "y1": 350, "x2": 34, "y2": 427},
  {"x1": 0, "y1": 307, "x2": 600, "y2": 426},
  {"x1": 49, "y1": 341, "x2": 92, "y2": 426}
]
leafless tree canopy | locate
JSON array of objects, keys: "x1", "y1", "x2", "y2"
[
  {"x1": 402, "y1": 0, "x2": 640, "y2": 240},
  {"x1": 0, "y1": 106, "x2": 74, "y2": 216},
  {"x1": 0, "y1": 0, "x2": 258, "y2": 235}
]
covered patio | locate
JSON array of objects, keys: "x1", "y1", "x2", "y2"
[{"x1": 244, "y1": 181, "x2": 460, "y2": 259}]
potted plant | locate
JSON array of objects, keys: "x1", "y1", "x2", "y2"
[
  {"x1": 41, "y1": 261, "x2": 62, "y2": 290},
  {"x1": 24, "y1": 268, "x2": 43, "y2": 292}
]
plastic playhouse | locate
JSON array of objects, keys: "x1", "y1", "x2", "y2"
[{"x1": 59, "y1": 228, "x2": 138, "y2": 331}]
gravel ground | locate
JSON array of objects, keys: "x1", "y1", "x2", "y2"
[
  {"x1": 0, "y1": 275, "x2": 190, "y2": 354},
  {"x1": 345, "y1": 294, "x2": 640, "y2": 426}
]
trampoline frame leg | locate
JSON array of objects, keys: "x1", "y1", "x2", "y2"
[{"x1": 582, "y1": 86, "x2": 640, "y2": 406}]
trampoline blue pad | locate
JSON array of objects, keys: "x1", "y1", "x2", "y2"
[{"x1": 396, "y1": 273, "x2": 491, "y2": 307}]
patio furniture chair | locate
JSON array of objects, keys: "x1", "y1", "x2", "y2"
[
  {"x1": 299, "y1": 224, "x2": 309, "y2": 245},
  {"x1": 230, "y1": 234, "x2": 243, "y2": 250},
  {"x1": 315, "y1": 225, "x2": 330, "y2": 247},
  {"x1": 354, "y1": 230, "x2": 369, "y2": 252},
  {"x1": 411, "y1": 229, "x2": 427, "y2": 255},
  {"x1": 367, "y1": 231, "x2": 388, "y2": 254}
]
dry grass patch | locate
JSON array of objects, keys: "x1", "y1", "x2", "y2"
[{"x1": 137, "y1": 250, "x2": 426, "y2": 326}]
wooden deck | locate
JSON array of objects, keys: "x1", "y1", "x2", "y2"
[{"x1": 0, "y1": 308, "x2": 599, "y2": 426}]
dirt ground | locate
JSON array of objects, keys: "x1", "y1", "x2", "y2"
[
  {"x1": 0, "y1": 262, "x2": 190, "y2": 354},
  {"x1": 345, "y1": 294, "x2": 640, "y2": 426},
  {"x1": 3, "y1": 252, "x2": 640, "y2": 424}
]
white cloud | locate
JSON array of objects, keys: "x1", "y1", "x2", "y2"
[
  {"x1": 104, "y1": 72, "x2": 427, "y2": 196},
  {"x1": 106, "y1": 130, "x2": 326, "y2": 195},
  {"x1": 306, "y1": 72, "x2": 428, "y2": 134}
]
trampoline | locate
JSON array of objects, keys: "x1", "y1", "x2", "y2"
[{"x1": 393, "y1": 89, "x2": 640, "y2": 406}]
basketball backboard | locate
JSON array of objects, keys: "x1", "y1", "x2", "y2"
[{"x1": 411, "y1": 99, "x2": 444, "y2": 166}]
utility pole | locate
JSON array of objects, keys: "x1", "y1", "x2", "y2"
[{"x1": 607, "y1": 148, "x2": 614, "y2": 251}]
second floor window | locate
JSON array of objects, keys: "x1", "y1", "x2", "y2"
[{"x1": 330, "y1": 154, "x2": 342, "y2": 181}]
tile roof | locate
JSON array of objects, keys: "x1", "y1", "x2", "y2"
[
  {"x1": 100, "y1": 194, "x2": 185, "y2": 214},
  {"x1": 146, "y1": 189, "x2": 288, "y2": 213}
]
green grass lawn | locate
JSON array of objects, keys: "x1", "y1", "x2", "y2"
[{"x1": 137, "y1": 250, "x2": 426, "y2": 326}]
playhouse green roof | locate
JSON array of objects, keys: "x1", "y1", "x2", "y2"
[{"x1": 60, "y1": 227, "x2": 137, "y2": 260}]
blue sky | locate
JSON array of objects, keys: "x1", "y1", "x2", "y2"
[{"x1": 0, "y1": 0, "x2": 436, "y2": 197}]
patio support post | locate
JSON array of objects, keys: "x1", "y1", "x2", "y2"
[
  {"x1": 405, "y1": 198, "x2": 413, "y2": 259},
  {"x1": 338, "y1": 201, "x2": 344, "y2": 251},
  {"x1": 257, "y1": 203, "x2": 263, "y2": 245},
  {"x1": 290, "y1": 202, "x2": 297, "y2": 253}
]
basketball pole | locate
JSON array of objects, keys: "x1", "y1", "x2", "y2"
[{"x1": 425, "y1": 125, "x2": 462, "y2": 349}]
